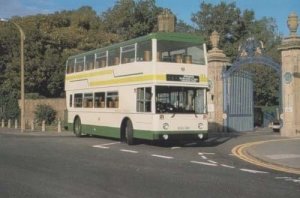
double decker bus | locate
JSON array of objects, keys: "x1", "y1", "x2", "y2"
[{"x1": 65, "y1": 32, "x2": 208, "y2": 144}]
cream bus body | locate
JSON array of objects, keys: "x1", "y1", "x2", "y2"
[{"x1": 65, "y1": 32, "x2": 209, "y2": 144}]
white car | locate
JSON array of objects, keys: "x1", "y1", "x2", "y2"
[{"x1": 272, "y1": 120, "x2": 281, "y2": 132}]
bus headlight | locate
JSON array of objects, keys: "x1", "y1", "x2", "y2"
[
  {"x1": 198, "y1": 134, "x2": 204, "y2": 139},
  {"x1": 162, "y1": 134, "x2": 169, "y2": 140},
  {"x1": 163, "y1": 123, "x2": 169, "y2": 130},
  {"x1": 198, "y1": 123, "x2": 204, "y2": 129}
]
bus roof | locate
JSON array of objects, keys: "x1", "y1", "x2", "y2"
[{"x1": 68, "y1": 32, "x2": 204, "y2": 60}]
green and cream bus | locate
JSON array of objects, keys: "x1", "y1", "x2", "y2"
[{"x1": 65, "y1": 32, "x2": 208, "y2": 144}]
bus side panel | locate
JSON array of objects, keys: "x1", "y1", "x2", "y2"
[{"x1": 82, "y1": 124, "x2": 120, "y2": 138}]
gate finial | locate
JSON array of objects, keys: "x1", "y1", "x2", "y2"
[
  {"x1": 210, "y1": 31, "x2": 220, "y2": 50},
  {"x1": 287, "y1": 12, "x2": 298, "y2": 37}
]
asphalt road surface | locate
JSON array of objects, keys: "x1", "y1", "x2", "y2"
[{"x1": 0, "y1": 129, "x2": 299, "y2": 198}]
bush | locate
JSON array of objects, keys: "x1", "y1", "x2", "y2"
[
  {"x1": 34, "y1": 104, "x2": 57, "y2": 125},
  {"x1": 0, "y1": 90, "x2": 20, "y2": 120}
]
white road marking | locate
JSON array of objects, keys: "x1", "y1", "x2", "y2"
[
  {"x1": 151, "y1": 154, "x2": 174, "y2": 159},
  {"x1": 191, "y1": 161, "x2": 218, "y2": 167},
  {"x1": 92, "y1": 145, "x2": 109, "y2": 149},
  {"x1": 207, "y1": 160, "x2": 217, "y2": 164},
  {"x1": 171, "y1": 147, "x2": 181, "y2": 150},
  {"x1": 101, "y1": 142, "x2": 120, "y2": 146},
  {"x1": 294, "y1": 179, "x2": 300, "y2": 183},
  {"x1": 220, "y1": 164, "x2": 235, "y2": 169},
  {"x1": 120, "y1": 149, "x2": 138, "y2": 154},
  {"x1": 275, "y1": 177, "x2": 300, "y2": 183},
  {"x1": 275, "y1": 176, "x2": 290, "y2": 179},
  {"x1": 240, "y1": 168, "x2": 268, "y2": 174},
  {"x1": 201, "y1": 156, "x2": 207, "y2": 160},
  {"x1": 198, "y1": 152, "x2": 215, "y2": 155}
]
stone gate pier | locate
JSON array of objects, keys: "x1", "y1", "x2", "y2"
[
  {"x1": 207, "y1": 12, "x2": 300, "y2": 137},
  {"x1": 278, "y1": 12, "x2": 300, "y2": 137}
]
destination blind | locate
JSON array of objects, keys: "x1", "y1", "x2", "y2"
[{"x1": 166, "y1": 74, "x2": 199, "y2": 83}]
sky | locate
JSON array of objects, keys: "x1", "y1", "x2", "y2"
[{"x1": 0, "y1": 0, "x2": 299, "y2": 36}]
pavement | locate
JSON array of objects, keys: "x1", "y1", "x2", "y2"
[{"x1": 232, "y1": 134, "x2": 300, "y2": 175}]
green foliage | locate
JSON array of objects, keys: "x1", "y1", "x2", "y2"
[
  {"x1": 176, "y1": 20, "x2": 196, "y2": 33},
  {"x1": 0, "y1": 1, "x2": 283, "y2": 108},
  {"x1": 26, "y1": 93, "x2": 46, "y2": 99},
  {"x1": 101, "y1": 0, "x2": 162, "y2": 40},
  {"x1": 0, "y1": 2, "x2": 164, "y2": 101},
  {"x1": 34, "y1": 104, "x2": 57, "y2": 125},
  {"x1": 242, "y1": 64, "x2": 280, "y2": 106},
  {"x1": 0, "y1": 88, "x2": 20, "y2": 120},
  {"x1": 192, "y1": 2, "x2": 281, "y2": 106},
  {"x1": 192, "y1": 2, "x2": 281, "y2": 60}
]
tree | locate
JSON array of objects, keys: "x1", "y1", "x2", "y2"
[
  {"x1": 192, "y1": 2, "x2": 281, "y2": 61},
  {"x1": 192, "y1": 2, "x2": 281, "y2": 106},
  {"x1": 0, "y1": 88, "x2": 20, "y2": 120},
  {"x1": 101, "y1": 0, "x2": 162, "y2": 40},
  {"x1": 175, "y1": 20, "x2": 196, "y2": 33}
]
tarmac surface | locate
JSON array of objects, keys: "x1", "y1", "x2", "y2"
[
  {"x1": 1, "y1": 127, "x2": 300, "y2": 174},
  {"x1": 233, "y1": 133, "x2": 300, "y2": 175}
]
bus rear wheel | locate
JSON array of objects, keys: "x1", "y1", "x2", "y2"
[
  {"x1": 74, "y1": 117, "x2": 82, "y2": 137},
  {"x1": 125, "y1": 120, "x2": 134, "y2": 145}
]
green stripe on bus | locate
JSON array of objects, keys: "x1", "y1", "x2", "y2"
[
  {"x1": 68, "y1": 123, "x2": 207, "y2": 140},
  {"x1": 83, "y1": 124, "x2": 120, "y2": 138}
]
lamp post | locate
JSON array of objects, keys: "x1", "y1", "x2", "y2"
[{"x1": 0, "y1": 18, "x2": 25, "y2": 132}]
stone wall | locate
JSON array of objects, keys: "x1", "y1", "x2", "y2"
[{"x1": 19, "y1": 98, "x2": 66, "y2": 124}]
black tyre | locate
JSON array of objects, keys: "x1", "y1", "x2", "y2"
[
  {"x1": 125, "y1": 120, "x2": 134, "y2": 145},
  {"x1": 74, "y1": 117, "x2": 82, "y2": 137}
]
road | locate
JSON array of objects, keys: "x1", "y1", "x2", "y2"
[{"x1": 0, "y1": 129, "x2": 299, "y2": 198}]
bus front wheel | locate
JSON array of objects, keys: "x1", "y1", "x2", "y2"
[
  {"x1": 74, "y1": 117, "x2": 82, "y2": 137},
  {"x1": 125, "y1": 120, "x2": 134, "y2": 145}
]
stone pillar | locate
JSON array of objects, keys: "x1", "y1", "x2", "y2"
[
  {"x1": 31, "y1": 120, "x2": 35, "y2": 131},
  {"x1": 207, "y1": 31, "x2": 230, "y2": 132},
  {"x1": 157, "y1": 9, "x2": 175, "y2": 32},
  {"x1": 57, "y1": 119, "x2": 61, "y2": 133},
  {"x1": 7, "y1": 119, "x2": 11, "y2": 128},
  {"x1": 278, "y1": 12, "x2": 300, "y2": 137},
  {"x1": 14, "y1": 119, "x2": 18, "y2": 129},
  {"x1": 42, "y1": 120, "x2": 46, "y2": 132}
]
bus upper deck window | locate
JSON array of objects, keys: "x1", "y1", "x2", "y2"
[
  {"x1": 75, "y1": 57, "x2": 84, "y2": 72},
  {"x1": 121, "y1": 44, "x2": 135, "y2": 64},
  {"x1": 137, "y1": 41, "x2": 152, "y2": 62},
  {"x1": 108, "y1": 49, "x2": 120, "y2": 66},
  {"x1": 143, "y1": 51, "x2": 151, "y2": 61},
  {"x1": 157, "y1": 40, "x2": 204, "y2": 64},
  {"x1": 184, "y1": 55, "x2": 192, "y2": 63},
  {"x1": 66, "y1": 59, "x2": 75, "y2": 74},
  {"x1": 95, "y1": 52, "x2": 107, "y2": 68},
  {"x1": 85, "y1": 54, "x2": 95, "y2": 70}
]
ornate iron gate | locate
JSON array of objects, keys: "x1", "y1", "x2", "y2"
[
  {"x1": 223, "y1": 37, "x2": 281, "y2": 132},
  {"x1": 223, "y1": 71, "x2": 254, "y2": 131}
]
